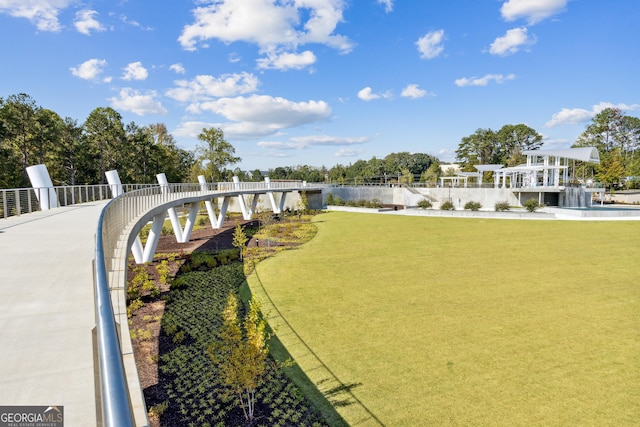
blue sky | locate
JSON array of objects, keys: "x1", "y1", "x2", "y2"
[{"x1": 1, "y1": 0, "x2": 639, "y2": 170}]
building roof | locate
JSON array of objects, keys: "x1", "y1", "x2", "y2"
[
  {"x1": 474, "y1": 164, "x2": 504, "y2": 172},
  {"x1": 522, "y1": 147, "x2": 600, "y2": 164}
]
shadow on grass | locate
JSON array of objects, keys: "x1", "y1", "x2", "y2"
[{"x1": 244, "y1": 270, "x2": 386, "y2": 427}]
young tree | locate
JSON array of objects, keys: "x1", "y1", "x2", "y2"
[
  {"x1": 208, "y1": 293, "x2": 269, "y2": 422},
  {"x1": 232, "y1": 222, "x2": 249, "y2": 260},
  {"x1": 195, "y1": 127, "x2": 240, "y2": 182}
]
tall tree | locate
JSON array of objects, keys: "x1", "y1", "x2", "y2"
[
  {"x1": 194, "y1": 127, "x2": 240, "y2": 182},
  {"x1": 455, "y1": 128, "x2": 498, "y2": 171},
  {"x1": 496, "y1": 124, "x2": 543, "y2": 166},
  {"x1": 1, "y1": 93, "x2": 40, "y2": 185},
  {"x1": 51, "y1": 117, "x2": 84, "y2": 185},
  {"x1": 83, "y1": 107, "x2": 126, "y2": 183},
  {"x1": 573, "y1": 108, "x2": 640, "y2": 188}
]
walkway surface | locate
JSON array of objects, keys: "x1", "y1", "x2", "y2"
[{"x1": 0, "y1": 201, "x2": 108, "y2": 426}]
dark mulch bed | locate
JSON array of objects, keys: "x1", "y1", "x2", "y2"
[{"x1": 128, "y1": 217, "x2": 319, "y2": 426}]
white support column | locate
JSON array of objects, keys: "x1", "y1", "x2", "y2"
[
  {"x1": 232, "y1": 176, "x2": 250, "y2": 219},
  {"x1": 543, "y1": 155, "x2": 549, "y2": 187},
  {"x1": 265, "y1": 177, "x2": 279, "y2": 213},
  {"x1": 26, "y1": 164, "x2": 59, "y2": 210},
  {"x1": 278, "y1": 192, "x2": 288, "y2": 213},
  {"x1": 142, "y1": 214, "x2": 166, "y2": 263},
  {"x1": 181, "y1": 203, "x2": 200, "y2": 242},
  {"x1": 249, "y1": 194, "x2": 260, "y2": 217},
  {"x1": 198, "y1": 175, "x2": 218, "y2": 229},
  {"x1": 216, "y1": 197, "x2": 231, "y2": 228},
  {"x1": 106, "y1": 169, "x2": 144, "y2": 263},
  {"x1": 157, "y1": 173, "x2": 184, "y2": 242}
]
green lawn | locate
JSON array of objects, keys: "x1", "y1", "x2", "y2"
[{"x1": 247, "y1": 212, "x2": 640, "y2": 426}]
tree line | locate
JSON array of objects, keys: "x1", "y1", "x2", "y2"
[
  {"x1": 0, "y1": 94, "x2": 195, "y2": 188},
  {"x1": 3, "y1": 92, "x2": 638, "y2": 190}
]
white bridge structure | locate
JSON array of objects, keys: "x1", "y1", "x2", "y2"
[
  {"x1": 0, "y1": 165, "x2": 323, "y2": 427},
  {"x1": 0, "y1": 148, "x2": 623, "y2": 426}
]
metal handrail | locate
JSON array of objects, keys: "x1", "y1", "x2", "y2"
[
  {"x1": 94, "y1": 180, "x2": 320, "y2": 426},
  {"x1": 0, "y1": 184, "x2": 156, "y2": 219}
]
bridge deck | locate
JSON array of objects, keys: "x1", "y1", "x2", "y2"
[{"x1": 0, "y1": 201, "x2": 108, "y2": 426}]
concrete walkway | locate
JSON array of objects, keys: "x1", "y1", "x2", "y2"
[{"x1": 0, "y1": 201, "x2": 108, "y2": 426}]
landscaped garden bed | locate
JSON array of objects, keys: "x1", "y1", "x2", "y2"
[{"x1": 127, "y1": 214, "x2": 330, "y2": 426}]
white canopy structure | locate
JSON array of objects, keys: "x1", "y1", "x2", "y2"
[{"x1": 475, "y1": 147, "x2": 601, "y2": 189}]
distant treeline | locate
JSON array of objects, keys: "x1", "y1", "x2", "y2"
[{"x1": 0, "y1": 93, "x2": 442, "y2": 188}]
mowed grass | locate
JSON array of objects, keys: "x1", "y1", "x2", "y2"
[{"x1": 247, "y1": 212, "x2": 640, "y2": 426}]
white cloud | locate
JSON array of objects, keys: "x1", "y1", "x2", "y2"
[
  {"x1": 120, "y1": 15, "x2": 153, "y2": 31},
  {"x1": 416, "y1": 29, "x2": 445, "y2": 59},
  {"x1": 358, "y1": 87, "x2": 379, "y2": 101},
  {"x1": 489, "y1": 27, "x2": 535, "y2": 56},
  {"x1": 290, "y1": 135, "x2": 368, "y2": 146},
  {"x1": 109, "y1": 88, "x2": 167, "y2": 116},
  {"x1": 176, "y1": 95, "x2": 332, "y2": 140},
  {"x1": 378, "y1": 0, "x2": 393, "y2": 13},
  {"x1": 454, "y1": 73, "x2": 515, "y2": 87},
  {"x1": 255, "y1": 134, "x2": 369, "y2": 157},
  {"x1": 0, "y1": 0, "x2": 72, "y2": 32},
  {"x1": 257, "y1": 141, "x2": 301, "y2": 150},
  {"x1": 74, "y1": 9, "x2": 105, "y2": 35},
  {"x1": 70, "y1": 58, "x2": 108, "y2": 81},
  {"x1": 195, "y1": 95, "x2": 332, "y2": 128},
  {"x1": 178, "y1": 0, "x2": 353, "y2": 66},
  {"x1": 357, "y1": 87, "x2": 392, "y2": 101},
  {"x1": 121, "y1": 62, "x2": 148, "y2": 81},
  {"x1": 169, "y1": 63, "x2": 186, "y2": 74},
  {"x1": 401, "y1": 84, "x2": 427, "y2": 99},
  {"x1": 173, "y1": 121, "x2": 218, "y2": 138},
  {"x1": 256, "y1": 50, "x2": 316, "y2": 70},
  {"x1": 501, "y1": 0, "x2": 567, "y2": 25},
  {"x1": 166, "y1": 72, "x2": 260, "y2": 104},
  {"x1": 545, "y1": 102, "x2": 640, "y2": 127},
  {"x1": 178, "y1": 0, "x2": 353, "y2": 69},
  {"x1": 334, "y1": 148, "x2": 365, "y2": 157}
]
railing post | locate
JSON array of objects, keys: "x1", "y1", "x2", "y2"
[{"x1": 14, "y1": 189, "x2": 20, "y2": 216}]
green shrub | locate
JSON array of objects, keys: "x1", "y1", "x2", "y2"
[
  {"x1": 127, "y1": 298, "x2": 145, "y2": 317},
  {"x1": 156, "y1": 260, "x2": 171, "y2": 285},
  {"x1": 440, "y1": 200, "x2": 455, "y2": 210},
  {"x1": 495, "y1": 201, "x2": 511, "y2": 212},
  {"x1": 172, "y1": 330, "x2": 186, "y2": 344},
  {"x1": 417, "y1": 199, "x2": 432, "y2": 209},
  {"x1": 464, "y1": 201, "x2": 482, "y2": 211},
  {"x1": 523, "y1": 199, "x2": 540, "y2": 212},
  {"x1": 368, "y1": 198, "x2": 383, "y2": 208},
  {"x1": 171, "y1": 276, "x2": 187, "y2": 289},
  {"x1": 326, "y1": 193, "x2": 346, "y2": 206}
]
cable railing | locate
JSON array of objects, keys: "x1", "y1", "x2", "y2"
[
  {"x1": 0, "y1": 184, "x2": 155, "y2": 219},
  {"x1": 95, "y1": 180, "x2": 320, "y2": 426}
]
